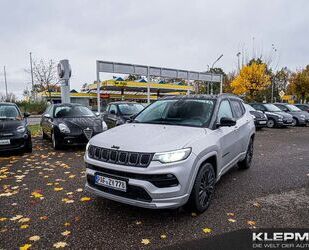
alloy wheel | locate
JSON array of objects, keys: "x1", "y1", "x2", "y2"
[
  {"x1": 267, "y1": 119, "x2": 274, "y2": 128},
  {"x1": 198, "y1": 168, "x2": 215, "y2": 208}
]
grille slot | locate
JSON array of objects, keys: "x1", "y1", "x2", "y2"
[{"x1": 88, "y1": 146, "x2": 153, "y2": 168}]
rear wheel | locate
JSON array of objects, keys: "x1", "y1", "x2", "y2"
[
  {"x1": 51, "y1": 131, "x2": 61, "y2": 150},
  {"x1": 239, "y1": 137, "x2": 254, "y2": 169},
  {"x1": 185, "y1": 163, "x2": 215, "y2": 213},
  {"x1": 266, "y1": 119, "x2": 275, "y2": 128}
]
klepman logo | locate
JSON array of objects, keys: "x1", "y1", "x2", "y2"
[{"x1": 253, "y1": 232, "x2": 309, "y2": 242}]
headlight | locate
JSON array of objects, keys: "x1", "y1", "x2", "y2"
[
  {"x1": 102, "y1": 121, "x2": 108, "y2": 131},
  {"x1": 16, "y1": 126, "x2": 26, "y2": 133},
  {"x1": 59, "y1": 123, "x2": 70, "y2": 133},
  {"x1": 153, "y1": 148, "x2": 191, "y2": 163}
]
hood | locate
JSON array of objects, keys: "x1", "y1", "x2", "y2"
[
  {"x1": 89, "y1": 123, "x2": 206, "y2": 153},
  {"x1": 266, "y1": 111, "x2": 293, "y2": 118},
  {"x1": 249, "y1": 110, "x2": 265, "y2": 119},
  {"x1": 0, "y1": 119, "x2": 25, "y2": 132},
  {"x1": 57, "y1": 117, "x2": 102, "y2": 133}
]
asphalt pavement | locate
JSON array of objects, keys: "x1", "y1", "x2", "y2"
[{"x1": 0, "y1": 127, "x2": 308, "y2": 249}]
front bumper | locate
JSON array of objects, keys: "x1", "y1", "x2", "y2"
[
  {"x1": 0, "y1": 133, "x2": 29, "y2": 152},
  {"x1": 59, "y1": 132, "x2": 101, "y2": 146},
  {"x1": 254, "y1": 118, "x2": 267, "y2": 128},
  {"x1": 84, "y1": 153, "x2": 197, "y2": 209}
]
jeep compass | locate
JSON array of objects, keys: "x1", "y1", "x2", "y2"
[{"x1": 84, "y1": 94, "x2": 255, "y2": 213}]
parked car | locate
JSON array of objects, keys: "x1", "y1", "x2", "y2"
[
  {"x1": 249, "y1": 103, "x2": 293, "y2": 128},
  {"x1": 245, "y1": 104, "x2": 268, "y2": 129},
  {"x1": 84, "y1": 94, "x2": 255, "y2": 213},
  {"x1": 103, "y1": 101, "x2": 144, "y2": 129},
  {"x1": 0, "y1": 102, "x2": 32, "y2": 153},
  {"x1": 41, "y1": 103, "x2": 107, "y2": 149},
  {"x1": 294, "y1": 103, "x2": 309, "y2": 113},
  {"x1": 274, "y1": 103, "x2": 309, "y2": 126}
]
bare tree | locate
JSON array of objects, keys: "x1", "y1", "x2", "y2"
[
  {"x1": 0, "y1": 92, "x2": 17, "y2": 102},
  {"x1": 26, "y1": 59, "x2": 59, "y2": 101}
]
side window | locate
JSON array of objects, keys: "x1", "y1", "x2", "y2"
[
  {"x1": 44, "y1": 106, "x2": 51, "y2": 115},
  {"x1": 230, "y1": 100, "x2": 245, "y2": 119},
  {"x1": 217, "y1": 100, "x2": 233, "y2": 122},
  {"x1": 48, "y1": 106, "x2": 54, "y2": 116},
  {"x1": 109, "y1": 105, "x2": 117, "y2": 114}
]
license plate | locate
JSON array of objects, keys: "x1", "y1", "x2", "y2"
[
  {"x1": 259, "y1": 121, "x2": 267, "y2": 124},
  {"x1": 0, "y1": 139, "x2": 10, "y2": 145},
  {"x1": 95, "y1": 175, "x2": 127, "y2": 192}
]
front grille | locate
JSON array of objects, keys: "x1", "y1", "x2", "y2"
[
  {"x1": 87, "y1": 164, "x2": 179, "y2": 188},
  {"x1": 88, "y1": 145, "x2": 153, "y2": 168},
  {"x1": 87, "y1": 174, "x2": 152, "y2": 202},
  {"x1": 83, "y1": 128, "x2": 93, "y2": 140}
]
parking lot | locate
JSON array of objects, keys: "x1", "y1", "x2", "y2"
[{"x1": 0, "y1": 127, "x2": 308, "y2": 249}]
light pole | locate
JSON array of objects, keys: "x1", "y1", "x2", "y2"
[
  {"x1": 29, "y1": 52, "x2": 35, "y2": 100},
  {"x1": 210, "y1": 54, "x2": 223, "y2": 95},
  {"x1": 3, "y1": 66, "x2": 8, "y2": 101},
  {"x1": 236, "y1": 52, "x2": 241, "y2": 73}
]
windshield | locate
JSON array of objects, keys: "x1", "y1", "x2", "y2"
[
  {"x1": 286, "y1": 104, "x2": 301, "y2": 112},
  {"x1": 0, "y1": 104, "x2": 22, "y2": 120},
  {"x1": 264, "y1": 104, "x2": 282, "y2": 112},
  {"x1": 54, "y1": 105, "x2": 95, "y2": 118},
  {"x1": 118, "y1": 103, "x2": 144, "y2": 115},
  {"x1": 134, "y1": 99, "x2": 215, "y2": 127}
]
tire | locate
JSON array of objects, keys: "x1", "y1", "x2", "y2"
[
  {"x1": 24, "y1": 137, "x2": 32, "y2": 153},
  {"x1": 42, "y1": 131, "x2": 48, "y2": 139},
  {"x1": 239, "y1": 137, "x2": 254, "y2": 169},
  {"x1": 185, "y1": 163, "x2": 216, "y2": 213},
  {"x1": 266, "y1": 119, "x2": 275, "y2": 128},
  {"x1": 292, "y1": 118, "x2": 298, "y2": 126},
  {"x1": 51, "y1": 131, "x2": 62, "y2": 150}
]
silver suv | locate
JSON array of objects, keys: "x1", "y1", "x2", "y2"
[{"x1": 84, "y1": 94, "x2": 255, "y2": 213}]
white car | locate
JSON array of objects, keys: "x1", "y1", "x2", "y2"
[{"x1": 84, "y1": 94, "x2": 255, "y2": 213}]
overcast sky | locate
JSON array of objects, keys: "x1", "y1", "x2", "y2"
[{"x1": 1, "y1": 0, "x2": 308, "y2": 97}]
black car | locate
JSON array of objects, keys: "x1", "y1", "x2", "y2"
[
  {"x1": 274, "y1": 103, "x2": 308, "y2": 126},
  {"x1": 103, "y1": 101, "x2": 144, "y2": 129},
  {"x1": 0, "y1": 102, "x2": 32, "y2": 154},
  {"x1": 41, "y1": 103, "x2": 106, "y2": 149},
  {"x1": 294, "y1": 104, "x2": 309, "y2": 113},
  {"x1": 245, "y1": 104, "x2": 268, "y2": 129},
  {"x1": 249, "y1": 103, "x2": 293, "y2": 128}
]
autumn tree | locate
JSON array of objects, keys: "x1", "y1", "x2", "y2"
[
  {"x1": 231, "y1": 62, "x2": 271, "y2": 102},
  {"x1": 288, "y1": 65, "x2": 309, "y2": 102}
]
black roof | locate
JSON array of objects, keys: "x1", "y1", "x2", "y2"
[{"x1": 52, "y1": 103, "x2": 83, "y2": 107}]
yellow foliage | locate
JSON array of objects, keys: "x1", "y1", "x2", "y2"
[{"x1": 231, "y1": 63, "x2": 271, "y2": 99}]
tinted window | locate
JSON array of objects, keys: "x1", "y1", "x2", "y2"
[
  {"x1": 264, "y1": 104, "x2": 281, "y2": 112},
  {"x1": 109, "y1": 105, "x2": 118, "y2": 114},
  {"x1": 217, "y1": 100, "x2": 233, "y2": 121},
  {"x1": 54, "y1": 105, "x2": 95, "y2": 118},
  {"x1": 134, "y1": 99, "x2": 215, "y2": 127},
  {"x1": 230, "y1": 100, "x2": 245, "y2": 119},
  {"x1": 0, "y1": 104, "x2": 21, "y2": 120},
  {"x1": 251, "y1": 104, "x2": 265, "y2": 111},
  {"x1": 118, "y1": 103, "x2": 144, "y2": 115}
]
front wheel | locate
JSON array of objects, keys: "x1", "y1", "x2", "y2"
[
  {"x1": 266, "y1": 119, "x2": 275, "y2": 128},
  {"x1": 292, "y1": 118, "x2": 298, "y2": 126},
  {"x1": 239, "y1": 137, "x2": 254, "y2": 169},
  {"x1": 51, "y1": 131, "x2": 62, "y2": 150},
  {"x1": 24, "y1": 136, "x2": 32, "y2": 153},
  {"x1": 185, "y1": 163, "x2": 215, "y2": 213}
]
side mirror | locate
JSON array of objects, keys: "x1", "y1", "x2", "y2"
[
  {"x1": 110, "y1": 110, "x2": 116, "y2": 115},
  {"x1": 44, "y1": 113, "x2": 52, "y2": 120},
  {"x1": 95, "y1": 112, "x2": 100, "y2": 117},
  {"x1": 24, "y1": 112, "x2": 30, "y2": 118},
  {"x1": 217, "y1": 117, "x2": 237, "y2": 127}
]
